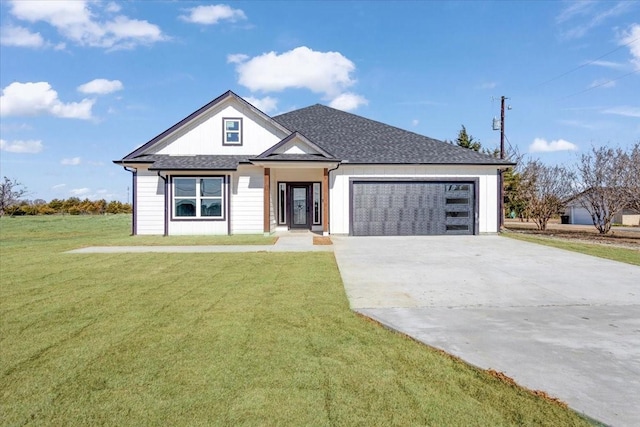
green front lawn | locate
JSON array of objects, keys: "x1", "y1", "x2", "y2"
[
  {"x1": 0, "y1": 214, "x2": 275, "y2": 247},
  {"x1": 0, "y1": 216, "x2": 592, "y2": 426},
  {"x1": 503, "y1": 232, "x2": 640, "y2": 266}
]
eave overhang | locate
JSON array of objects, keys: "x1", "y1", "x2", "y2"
[{"x1": 248, "y1": 160, "x2": 341, "y2": 169}]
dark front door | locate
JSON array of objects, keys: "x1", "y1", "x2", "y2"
[{"x1": 289, "y1": 184, "x2": 311, "y2": 229}]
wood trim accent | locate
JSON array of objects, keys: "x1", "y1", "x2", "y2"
[
  {"x1": 323, "y1": 168, "x2": 329, "y2": 233},
  {"x1": 263, "y1": 168, "x2": 270, "y2": 233}
]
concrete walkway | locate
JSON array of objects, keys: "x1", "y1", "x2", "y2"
[
  {"x1": 66, "y1": 233, "x2": 333, "y2": 253},
  {"x1": 331, "y1": 235, "x2": 640, "y2": 427}
]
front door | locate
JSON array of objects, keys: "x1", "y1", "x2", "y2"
[{"x1": 289, "y1": 185, "x2": 310, "y2": 229}]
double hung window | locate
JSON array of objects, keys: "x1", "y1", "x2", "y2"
[
  {"x1": 173, "y1": 177, "x2": 224, "y2": 219},
  {"x1": 223, "y1": 118, "x2": 242, "y2": 145}
]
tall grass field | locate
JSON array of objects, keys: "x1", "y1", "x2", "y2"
[{"x1": 0, "y1": 215, "x2": 593, "y2": 426}]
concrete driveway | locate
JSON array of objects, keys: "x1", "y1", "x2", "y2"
[{"x1": 332, "y1": 235, "x2": 640, "y2": 427}]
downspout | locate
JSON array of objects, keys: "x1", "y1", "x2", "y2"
[
  {"x1": 124, "y1": 167, "x2": 137, "y2": 236},
  {"x1": 326, "y1": 162, "x2": 342, "y2": 235},
  {"x1": 157, "y1": 171, "x2": 169, "y2": 236}
]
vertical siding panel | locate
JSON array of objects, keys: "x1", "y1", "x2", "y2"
[
  {"x1": 153, "y1": 104, "x2": 283, "y2": 157},
  {"x1": 135, "y1": 169, "x2": 165, "y2": 235},
  {"x1": 231, "y1": 166, "x2": 264, "y2": 234}
]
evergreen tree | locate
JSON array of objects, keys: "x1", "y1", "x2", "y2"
[{"x1": 455, "y1": 125, "x2": 482, "y2": 151}]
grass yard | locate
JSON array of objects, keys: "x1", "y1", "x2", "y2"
[
  {"x1": 0, "y1": 214, "x2": 275, "y2": 247},
  {"x1": 0, "y1": 215, "x2": 593, "y2": 426},
  {"x1": 503, "y1": 232, "x2": 640, "y2": 266}
]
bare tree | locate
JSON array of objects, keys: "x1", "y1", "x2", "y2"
[
  {"x1": 519, "y1": 160, "x2": 574, "y2": 231},
  {"x1": 575, "y1": 146, "x2": 630, "y2": 234},
  {"x1": 625, "y1": 142, "x2": 640, "y2": 214},
  {"x1": 0, "y1": 177, "x2": 28, "y2": 216}
]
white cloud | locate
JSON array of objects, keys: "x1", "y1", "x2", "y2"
[
  {"x1": 602, "y1": 106, "x2": 640, "y2": 118},
  {"x1": 61, "y1": 157, "x2": 82, "y2": 165},
  {"x1": 231, "y1": 46, "x2": 357, "y2": 98},
  {"x1": 227, "y1": 53, "x2": 249, "y2": 64},
  {"x1": 555, "y1": 1, "x2": 593, "y2": 24},
  {"x1": 77, "y1": 79, "x2": 123, "y2": 95},
  {"x1": 411, "y1": 119, "x2": 419, "y2": 127},
  {"x1": 180, "y1": 4, "x2": 246, "y2": 25},
  {"x1": 243, "y1": 96, "x2": 278, "y2": 114},
  {"x1": 529, "y1": 138, "x2": 579, "y2": 153},
  {"x1": 558, "y1": 1, "x2": 632, "y2": 39},
  {"x1": 328, "y1": 92, "x2": 368, "y2": 111},
  {"x1": 7, "y1": 0, "x2": 166, "y2": 50},
  {"x1": 0, "y1": 138, "x2": 43, "y2": 153},
  {"x1": 70, "y1": 187, "x2": 90, "y2": 196},
  {"x1": 588, "y1": 78, "x2": 616, "y2": 89},
  {"x1": 619, "y1": 24, "x2": 640, "y2": 70},
  {"x1": 588, "y1": 60, "x2": 626, "y2": 69},
  {"x1": 105, "y1": 2, "x2": 121, "y2": 13},
  {"x1": 52, "y1": 183, "x2": 66, "y2": 190},
  {"x1": 0, "y1": 81, "x2": 94, "y2": 119},
  {"x1": 0, "y1": 24, "x2": 44, "y2": 47}
]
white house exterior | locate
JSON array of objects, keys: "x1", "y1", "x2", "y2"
[{"x1": 115, "y1": 91, "x2": 513, "y2": 236}]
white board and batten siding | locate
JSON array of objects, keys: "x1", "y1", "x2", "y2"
[
  {"x1": 329, "y1": 165, "x2": 500, "y2": 234},
  {"x1": 135, "y1": 168, "x2": 165, "y2": 235},
  {"x1": 231, "y1": 166, "x2": 264, "y2": 234},
  {"x1": 150, "y1": 104, "x2": 284, "y2": 157}
]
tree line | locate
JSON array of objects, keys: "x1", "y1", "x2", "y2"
[
  {"x1": 450, "y1": 126, "x2": 640, "y2": 234},
  {"x1": 511, "y1": 144, "x2": 640, "y2": 234},
  {"x1": 0, "y1": 177, "x2": 131, "y2": 216}
]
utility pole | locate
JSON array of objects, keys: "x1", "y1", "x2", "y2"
[
  {"x1": 500, "y1": 96, "x2": 506, "y2": 160},
  {"x1": 495, "y1": 96, "x2": 509, "y2": 229}
]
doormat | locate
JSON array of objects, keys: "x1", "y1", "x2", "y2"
[{"x1": 313, "y1": 236, "x2": 332, "y2": 245}]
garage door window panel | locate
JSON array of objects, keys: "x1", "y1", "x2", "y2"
[{"x1": 351, "y1": 180, "x2": 476, "y2": 236}]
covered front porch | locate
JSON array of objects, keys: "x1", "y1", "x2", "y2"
[{"x1": 258, "y1": 163, "x2": 334, "y2": 236}]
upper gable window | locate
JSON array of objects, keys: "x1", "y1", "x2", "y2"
[{"x1": 223, "y1": 118, "x2": 242, "y2": 146}]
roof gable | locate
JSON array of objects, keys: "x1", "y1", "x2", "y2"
[
  {"x1": 121, "y1": 90, "x2": 291, "y2": 160},
  {"x1": 255, "y1": 131, "x2": 337, "y2": 159}
]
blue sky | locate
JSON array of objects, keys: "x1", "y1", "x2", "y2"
[{"x1": 1, "y1": 0, "x2": 638, "y2": 203}]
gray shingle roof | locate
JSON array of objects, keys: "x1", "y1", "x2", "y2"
[
  {"x1": 274, "y1": 104, "x2": 513, "y2": 165},
  {"x1": 146, "y1": 155, "x2": 250, "y2": 170},
  {"x1": 115, "y1": 94, "x2": 515, "y2": 168},
  {"x1": 250, "y1": 153, "x2": 340, "y2": 162}
]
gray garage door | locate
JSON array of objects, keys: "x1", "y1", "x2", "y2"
[{"x1": 351, "y1": 181, "x2": 475, "y2": 236}]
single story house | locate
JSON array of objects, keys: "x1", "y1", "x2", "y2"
[
  {"x1": 114, "y1": 90, "x2": 513, "y2": 236},
  {"x1": 564, "y1": 193, "x2": 640, "y2": 226}
]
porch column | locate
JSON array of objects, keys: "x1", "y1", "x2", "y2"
[
  {"x1": 323, "y1": 168, "x2": 329, "y2": 235},
  {"x1": 263, "y1": 168, "x2": 270, "y2": 234}
]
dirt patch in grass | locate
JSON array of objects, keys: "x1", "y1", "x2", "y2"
[
  {"x1": 313, "y1": 236, "x2": 332, "y2": 245},
  {"x1": 504, "y1": 220, "x2": 640, "y2": 250},
  {"x1": 487, "y1": 369, "x2": 568, "y2": 409}
]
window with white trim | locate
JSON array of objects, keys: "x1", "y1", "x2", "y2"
[
  {"x1": 223, "y1": 118, "x2": 242, "y2": 145},
  {"x1": 278, "y1": 183, "x2": 287, "y2": 225},
  {"x1": 312, "y1": 182, "x2": 321, "y2": 225},
  {"x1": 173, "y1": 177, "x2": 224, "y2": 219}
]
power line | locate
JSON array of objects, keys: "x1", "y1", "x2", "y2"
[
  {"x1": 559, "y1": 69, "x2": 640, "y2": 100},
  {"x1": 533, "y1": 36, "x2": 639, "y2": 88}
]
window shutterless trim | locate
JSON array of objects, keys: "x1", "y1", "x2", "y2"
[
  {"x1": 170, "y1": 175, "x2": 227, "y2": 221},
  {"x1": 222, "y1": 117, "x2": 243, "y2": 146}
]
